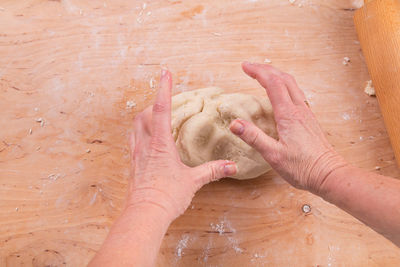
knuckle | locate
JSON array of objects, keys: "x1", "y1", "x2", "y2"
[
  {"x1": 282, "y1": 73, "x2": 295, "y2": 82},
  {"x1": 254, "y1": 67, "x2": 270, "y2": 80},
  {"x1": 150, "y1": 137, "x2": 168, "y2": 150},
  {"x1": 248, "y1": 130, "x2": 261, "y2": 148},
  {"x1": 269, "y1": 74, "x2": 284, "y2": 85},
  {"x1": 153, "y1": 102, "x2": 166, "y2": 113},
  {"x1": 268, "y1": 152, "x2": 283, "y2": 165},
  {"x1": 208, "y1": 164, "x2": 218, "y2": 180},
  {"x1": 289, "y1": 108, "x2": 306, "y2": 121}
]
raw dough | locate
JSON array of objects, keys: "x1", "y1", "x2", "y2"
[{"x1": 172, "y1": 87, "x2": 278, "y2": 180}]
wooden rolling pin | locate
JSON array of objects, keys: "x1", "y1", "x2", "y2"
[{"x1": 354, "y1": 0, "x2": 400, "y2": 166}]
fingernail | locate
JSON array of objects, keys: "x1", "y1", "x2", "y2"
[
  {"x1": 230, "y1": 120, "x2": 244, "y2": 135},
  {"x1": 223, "y1": 163, "x2": 237, "y2": 176}
]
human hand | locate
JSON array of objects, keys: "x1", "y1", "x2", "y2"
[
  {"x1": 128, "y1": 70, "x2": 237, "y2": 221},
  {"x1": 230, "y1": 62, "x2": 348, "y2": 194}
]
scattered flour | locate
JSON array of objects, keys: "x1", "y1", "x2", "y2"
[
  {"x1": 342, "y1": 112, "x2": 350, "y2": 121},
  {"x1": 149, "y1": 77, "x2": 156, "y2": 89},
  {"x1": 36, "y1": 117, "x2": 45, "y2": 127},
  {"x1": 210, "y1": 216, "x2": 236, "y2": 235},
  {"x1": 342, "y1": 57, "x2": 350, "y2": 65},
  {"x1": 364, "y1": 80, "x2": 375, "y2": 96},
  {"x1": 251, "y1": 252, "x2": 267, "y2": 262},
  {"x1": 210, "y1": 222, "x2": 226, "y2": 235},
  {"x1": 201, "y1": 239, "x2": 213, "y2": 263},
  {"x1": 264, "y1": 58, "x2": 272, "y2": 64},
  {"x1": 48, "y1": 173, "x2": 62, "y2": 181},
  {"x1": 352, "y1": 0, "x2": 364, "y2": 9},
  {"x1": 126, "y1": 100, "x2": 137, "y2": 109},
  {"x1": 176, "y1": 235, "x2": 190, "y2": 258},
  {"x1": 89, "y1": 191, "x2": 98, "y2": 205},
  {"x1": 227, "y1": 237, "x2": 244, "y2": 253}
]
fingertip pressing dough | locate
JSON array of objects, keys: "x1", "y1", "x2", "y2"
[{"x1": 171, "y1": 87, "x2": 278, "y2": 180}]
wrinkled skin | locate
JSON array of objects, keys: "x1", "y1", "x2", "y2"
[
  {"x1": 230, "y1": 62, "x2": 348, "y2": 194},
  {"x1": 90, "y1": 65, "x2": 400, "y2": 267},
  {"x1": 128, "y1": 70, "x2": 237, "y2": 220}
]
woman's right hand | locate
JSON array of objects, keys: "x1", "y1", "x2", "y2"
[{"x1": 230, "y1": 62, "x2": 349, "y2": 194}]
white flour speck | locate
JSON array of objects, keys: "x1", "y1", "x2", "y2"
[
  {"x1": 364, "y1": 80, "x2": 375, "y2": 96},
  {"x1": 89, "y1": 191, "x2": 98, "y2": 205},
  {"x1": 342, "y1": 113, "x2": 350, "y2": 121},
  {"x1": 176, "y1": 235, "x2": 190, "y2": 258},
  {"x1": 149, "y1": 77, "x2": 156, "y2": 89},
  {"x1": 210, "y1": 222, "x2": 226, "y2": 235},
  {"x1": 48, "y1": 173, "x2": 62, "y2": 181},
  {"x1": 264, "y1": 58, "x2": 272, "y2": 64},
  {"x1": 210, "y1": 217, "x2": 236, "y2": 235},
  {"x1": 342, "y1": 57, "x2": 351, "y2": 65},
  {"x1": 227, "y1": 237, "x2": 244, "y2": 253},
  {"x1": 251, "y1": 252, "x2": 267, "y2": 262},
  {"x1": 126, "y1": 100, "x2": 137, "y2": 109}
]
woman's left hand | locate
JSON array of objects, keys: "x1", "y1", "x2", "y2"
[{"x1": 128, "y1": 69, "x2": 237, "y2": 221}]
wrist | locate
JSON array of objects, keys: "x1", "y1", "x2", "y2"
[
  {"x1": 316, "y1": 164, "x2": 360, "y2": 203},
  {"x1": 312, "y1": 158, "x2": 355, "y2": 198},
  {"x1": 126, "y1": 187, "x2": 181, "y2": 222},
  {"x1": 306, "y1": 150, "x2": 350, "y2": 195},
  {"x1": 123, "y1": 201, "x2": 175, "y2": 232}
]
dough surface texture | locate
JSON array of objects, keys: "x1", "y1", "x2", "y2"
[{"x1": 172, "y1": 87, "x2": 278, "y2": 180}]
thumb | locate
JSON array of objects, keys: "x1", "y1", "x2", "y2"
[{"x1": 191, "y1": 160, "x2": 237, "y2": 187}]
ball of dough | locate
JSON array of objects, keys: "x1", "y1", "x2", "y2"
[{"x1": 171, "y1": 87, "x2": 278, "y2": 180}]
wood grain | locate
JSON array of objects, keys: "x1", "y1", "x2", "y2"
[
  {"x1": 0, "y1": 0, "x2": 399, "y2": 266},
  {"x1": 354, "y1": 0, "x2": 400, "y2": 166}
]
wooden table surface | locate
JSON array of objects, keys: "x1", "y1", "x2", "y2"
[{"x1": 1, "y1": 0, "x2": 400, "y2": 266}]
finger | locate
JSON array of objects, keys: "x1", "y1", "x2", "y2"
[
  {"x1": 133, "y1": 112, "x2": 151, "y2": 154},
  {"x1": 192, "y1": 160, "x2": 237, "y2": 187},
  {"x1": 230, "y1": 119, "x2": 280, "y2": 157},
  {"x1": 280, "y1": 73, "x2": 307, "y2": 106},
  {"x1": 140, "y1": 106, "x2": 153, "y2": 135},
  {"x1": 152, "y1": 69, "x2": 172, "y2": 137},
  {"x1": 242, "y1": 62, "x2": 294, "y2": 114}
]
